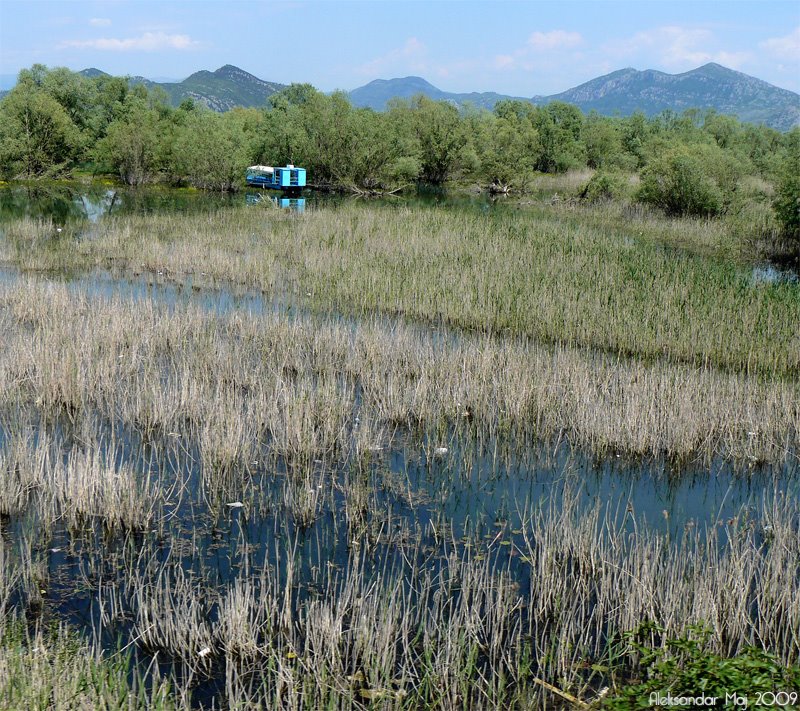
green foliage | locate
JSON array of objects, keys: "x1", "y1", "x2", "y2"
[
  {"x1": 637, "y1": 143, "x2": 746, "y2": 217},
  {"x1": 580, "y1": 171, "x2": 629, "y2": 203},
  {"x1": 94, "y1": 95, "x2": 165, "y2": 185},
  {"x1": 173, "y1": 108, "x2": 253, "y2": 191},
  {"x1": 0, "y1": 620, "x2": 177, "y2": 709},
  {"x1": 604, "y1": 623, "x2": 800, "y2": 710},
  {"x1": 583, "y1": 112, "x2": 636, "y2": 171},
  {"x1": 531, "y1": 101, "x2": 587, "y2": 173},
  {"x1": 475, "y1": 109, "x2": 539, "y2": 189},
  {"x1": 0, "y1": 80, "x2": 81, "y2": 178},
  {"x1": 1, "y1": 63, "x2": 798, "y2": 200},
  {"x1": 773, "y1": 130, "x2": 800, "y2": 239},
  {"x1": 406, "y1": 95, "x2": 467, "y2": 185}
]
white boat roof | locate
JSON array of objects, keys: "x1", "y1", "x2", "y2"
[{"x1": 247, "y1": 165, "x2": 274, "y2": 172}]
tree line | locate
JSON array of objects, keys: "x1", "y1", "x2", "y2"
[{"x1": 0, "y1": 64, "x2": 797, "y2": 233}]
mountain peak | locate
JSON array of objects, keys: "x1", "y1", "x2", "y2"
[
  {"x1": 79, "y1": 68, "x2": 110, "y2": 78},
  {"x1": 545, "y1": 63, "x2": 799, "y2": 130},
  {"x1": 214, "y1": 64, "x2": 253, "y2": 79},
  {"x1": 367, "y1": 76, "x2": 440, "y2": 90}
]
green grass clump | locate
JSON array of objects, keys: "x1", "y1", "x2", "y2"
[{"x1": 0, "y1": 620, "x2": 177, "y2": 710}]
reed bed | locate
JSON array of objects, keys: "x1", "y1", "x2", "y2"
[
  {"x1": 0, "y1": 619, "x2": 177, "y2": 710},
  {"x1": 0, "y1": 270, "x2": 797, "y2": 707},
  {"x1": 69, "y1": 488, "x2": 797, "y2": 709},
  {"x1": 0, "y1": 280, "x2": 796, "y2": 468},
  {"x1": 4, "y1": 201, "x2": 799, "y2": 377}
]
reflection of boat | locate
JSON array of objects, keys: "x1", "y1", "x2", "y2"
[
  {"x1": 246, "y1": 192, "x2": 305, "y2": 213},
  {"x1": 246, "y1": 164, "x2": 306, "y2": 192},
  {"x1": 276, "y1": 197, "x2": 305, "y2": 213}
]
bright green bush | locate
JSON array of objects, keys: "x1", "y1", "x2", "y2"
[
  {"x1": 773, "y1": 165, "x2": 800, "y2": 238},
  {"x1": 636, "y1": 144, "x2": 746, "y2": 217}
]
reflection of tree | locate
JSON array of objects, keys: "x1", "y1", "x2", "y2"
[
  {"x1": 77, "y1": 190, "x2": 119, "y2": 223},
  {"x1": 0, "y1": 184, "x2": 85, "y2": 222},
  {"x1": 0, "y1": 183, "x2": 237, "y2": 225}
]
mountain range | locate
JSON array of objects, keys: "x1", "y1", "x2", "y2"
[
  {"x1": 349, "y1": 64, "x2": 800, "y2": 130},
  {"x1": 81, "y1": 64, "x2": 287, "y2": 112},
  {"x1": 2, "y1": 62, "x2": 797, "y2": 131},
  {"x1": 347, "y1": 75, "x2": 531, "y2": 112}
]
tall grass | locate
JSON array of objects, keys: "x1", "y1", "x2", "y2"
[
  {"x1": 4, "y1": 202, "x2": 799, "y2": 376},
  {"x1": 75, "y1": 490, "x2": 797, "y2": 709},
  {"x1": 0, "y1": 618, "x2": 178, "y2": 709},
  {"x1": 0, "y1": 280, "x2": 796, "y2": 466},
  {"x1": 0, "y1": 212, "x2": 798, "y2": 708}
]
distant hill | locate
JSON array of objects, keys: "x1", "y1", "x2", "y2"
[
  {"x1": 78, "y1": 68, "x2": 110, "y2": 79},
  {"x1": 537, "y1": 63, "x2": 800, "y2": 131},
  {"x1": 79, "y1": 65, "x2": 286, "y2": 111},
  {"x1": 349, "y1": 64, "x2": 800, "y2": 130},
  {"x1": 349, "y1": 76, "x2": 529, "y2": 111},
  {"x1": 6, "y1": 62, "x2": 797, "y2": 130}
]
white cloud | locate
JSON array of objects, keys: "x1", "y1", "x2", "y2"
[
  {"x1": 491, "y1": 29, "x2": 584, "y2": 72},
  {"x1": 357, "y1": 37, "x2": 428, "y2": 77},
  {"x1": 608, "y1": 26, "x2": 752, "y2": 71},
  {"x1": 616, "y1": 26, "x2": 711, "y2": 67},
  {"x1": 89, "y1": 18, "x2": 112, "y2": 27},
  {"x1": 60, "y1": 31, "x2": 199, "y2": 51},
  {"x1": 712, "y1": 51, "x2": 751, "y2": 70},
  {"x1": 527, "y1": 30, "x2": 583, "y2": 52},
  {"x1": 760, "y1": 27, "x2": 800, "y2": 61}
]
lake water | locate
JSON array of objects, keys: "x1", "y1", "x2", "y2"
[{"x1": 0, "y1": 181, "x2": 797, "y2": 707}]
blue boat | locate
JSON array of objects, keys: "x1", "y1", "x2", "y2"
[{"x1": 246, "y1": 164, "x2": 306, "y2": 191}]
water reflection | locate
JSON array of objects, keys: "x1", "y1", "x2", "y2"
[
  {"x1": 0, "y1": 181, "x2": 499, "y2": 228},
  {"x1": 0, "y1": 182, "x2": 236, "y2": 225},
  {"x1": 751, "y1": 263, "x2": 799, "y2": 285},
  {"x1": 245, "y1": 192, "x2": 306, "y2": 212}
]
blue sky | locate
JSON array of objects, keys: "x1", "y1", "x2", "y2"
[{"x1": 1, "y1": 0, "x2": 798, "y2": 94}]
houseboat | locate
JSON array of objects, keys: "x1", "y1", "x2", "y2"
[{"x1": 246, "y1": 164, "x2": 306, "y2": 191}]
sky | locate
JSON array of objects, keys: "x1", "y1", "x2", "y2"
[{"x1": 1, "y1": 0, "x2": 799, "y2": 95}]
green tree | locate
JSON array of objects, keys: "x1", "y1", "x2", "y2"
[
  {"x1": 94, "y1": 92, "x2": 165, "y2": 185},
  {"x1": 173, "y1": 109, "x2": 252, "y2": 191},
  {"x1": 620, "y1": 111, "x2": 650, "y2": 169},
  {"x1": 407, "y1": 96, "x2": 466, "y2": 185},
  {"x1": 476, "y1": 109, "x2": 539, "y2": 190},
  {"x1": 0, "y1": 78, "x2": 80, "y2": 178},
  {"x1": 582, "y1": 112, "x2": 633, "y2": 170},
  {"x1": 530, "y1": 102, "x2": 585, "y2": 173}
]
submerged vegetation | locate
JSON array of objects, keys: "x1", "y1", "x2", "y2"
[{"x1": 0, "y1": 278, "x2": 796, "y2": 708}]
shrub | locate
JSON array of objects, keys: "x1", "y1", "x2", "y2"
[
  {"x1": 637, "y1": 144, "x2": 745, "y2": 217},
  {"x1": 580, "y1": 170, "x2": 628, "y2": 203},
  {"x1": 773, "y1": 167, "x2": 800, "y2": 239}
]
